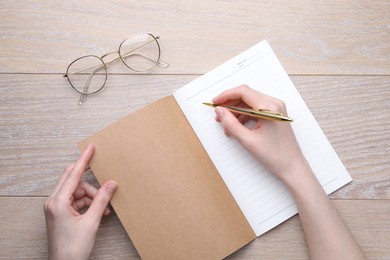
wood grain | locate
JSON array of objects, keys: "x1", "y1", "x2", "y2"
[
  {"x1": 0, "y1": 1, "x2": 389, "y2": 258},
  {"x1": 1, "y1": 74, "x2": 389, "y2": 199},
  {"x1": 0, "y1": 0, "x2": 389, "y2": 74},
  {"x1": 291, "y1": 76, "x2": 390, "y2": 200},
  {"x1": 0, "y1": 198, "x2": 388, "y2": 259}
]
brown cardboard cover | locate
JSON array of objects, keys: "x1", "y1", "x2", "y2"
[{"x1": 79, "y1": 95, "x2": 255, "y2": 259}]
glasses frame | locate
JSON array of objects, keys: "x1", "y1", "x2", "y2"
[{"x1": 64, "y1": 33, "x2": 168, "y2": 103}]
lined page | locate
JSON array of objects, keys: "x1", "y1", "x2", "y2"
[{"x1": 173, "y1": 40, "x2": 352, "y2": 236}]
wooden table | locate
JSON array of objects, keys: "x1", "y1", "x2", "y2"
[{"x1": 1, "y1": 1, "x2": 389, "y2": 259}]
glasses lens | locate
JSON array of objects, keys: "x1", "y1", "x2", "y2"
[
  {"x1": 119, "y1": 33, "x2": 160, "y2": 72},
  {"x1": 66, "y1": 55, "x2": 107, "y2": 94}
]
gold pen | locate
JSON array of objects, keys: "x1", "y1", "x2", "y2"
[{"x1": 203, "y1": 102, "x2": 293, "y2": 122}]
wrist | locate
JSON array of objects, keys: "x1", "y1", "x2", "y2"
[
  {"x1": 278, "y1": 157, "x2": 317, "y2": 192},
  {"x1": 278, "y1": 157, "x2": 329, "y2": 208}
]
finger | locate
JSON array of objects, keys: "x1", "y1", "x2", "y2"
[
  {"x1": 103, "y1": 207, "x2": 111, "y2": 216},
  {"x1": 57, "y1": 144, "x2": 95, "y2": 197},
  {"x1": 213, "y1": 85, "x2": 273, "y2": 109},
  {"x1": 215, "y1": 107, "x2": 251, "y2": 143},
  {"x1": 72, "y1": 196, "x2": 93, "y2": 212},
  {"x1": 85, "y1": 181, "x2": 117, "y2": 223},
  {"x1": 72, "y1": 197, "x2": 111, "y2": 216},
  {"x1": 237, "y1": 114, "x2": 250, "y2": 125},
  {"x1": 73, "y1": 181, "x2": 98, "y2": 200},
  {"x1": 212, "y1": 85, "x2": 258, "y2": 106},
  {"x1": 215, "y1": 110, "x2": 249, "y2": 123},
  {"x1": 222, "y1": 113, "x2": 249, "y2": 136},
  {"x1": 50, "y1": 163, "x2": 75, "y2": 197}
]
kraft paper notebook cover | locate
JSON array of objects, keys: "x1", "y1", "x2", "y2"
[{"x1": 79, "y1": 40, "x2": 352, "y2": 259}]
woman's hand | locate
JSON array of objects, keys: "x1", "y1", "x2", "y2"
[
  {"x1": 44, "y1": 144, "x2": 117, "y2": 260},
  {"x1": 212, "y1": 85, "x2": 306, "y2": 180},
  {"x1": 213, "y1": 85, "x2": 365, "y2": 260}
]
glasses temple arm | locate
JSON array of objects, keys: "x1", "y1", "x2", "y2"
[
  {"x1": 78, "y1": 65, "x2": 106, "y2": 105},
  {"x1": 120, "y1": 52, "x2": 169, "y2": 68},
  {"x1": 105, "y1": 38, "x2": 168, "y2": 66}
]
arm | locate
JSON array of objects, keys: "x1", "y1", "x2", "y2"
[
  {"x1": 212, "y1": 85, "x2": 365, "y2": 260},
  {"x1": 44, "y1": 144, "x2": 117, "y2": 260},
  {"x1": 284, "y1": 161, "x2": 365, "y2": 260}
]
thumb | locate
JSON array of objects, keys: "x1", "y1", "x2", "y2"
[
  {"x1": 215, "y1": 107, "x2": 251, "y2": 143},
  {"x1": 86, "y1": 181, "x2": 117, "y2": 223}
]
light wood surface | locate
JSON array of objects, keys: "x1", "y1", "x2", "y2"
[{"x1": 0, "y1": 1, "x2": 389, "y2": 259}]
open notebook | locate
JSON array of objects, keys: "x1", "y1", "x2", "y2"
[{"x1": 80, "y1": 40, "x2": 352, "y2": 259}]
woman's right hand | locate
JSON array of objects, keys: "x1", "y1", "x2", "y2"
[{"x1": 212, "y1": 85, "x2": 307, "y2": 181}]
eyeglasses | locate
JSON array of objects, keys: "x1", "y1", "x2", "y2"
[{"x1": 64, "y1": 33, "x2": 169, "y2": 104}]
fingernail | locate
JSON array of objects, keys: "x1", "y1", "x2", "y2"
[
  {"x1": 215, "y1": 107, "x2": 224, "y2": 119},
  {"x1": 107, "y1": 181, "x2": 117, "y2": 193},
  {"x1": 84, "y1": 143, "x2": 94, "y2": 154}
]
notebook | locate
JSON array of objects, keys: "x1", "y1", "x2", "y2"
[{"x1": 79, "y1": 40, "x2": 352, "y2": 259}]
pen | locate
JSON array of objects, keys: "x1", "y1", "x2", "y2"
[{"x1": 203, "y1": 102, "x2": 293, "y2": 122}]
